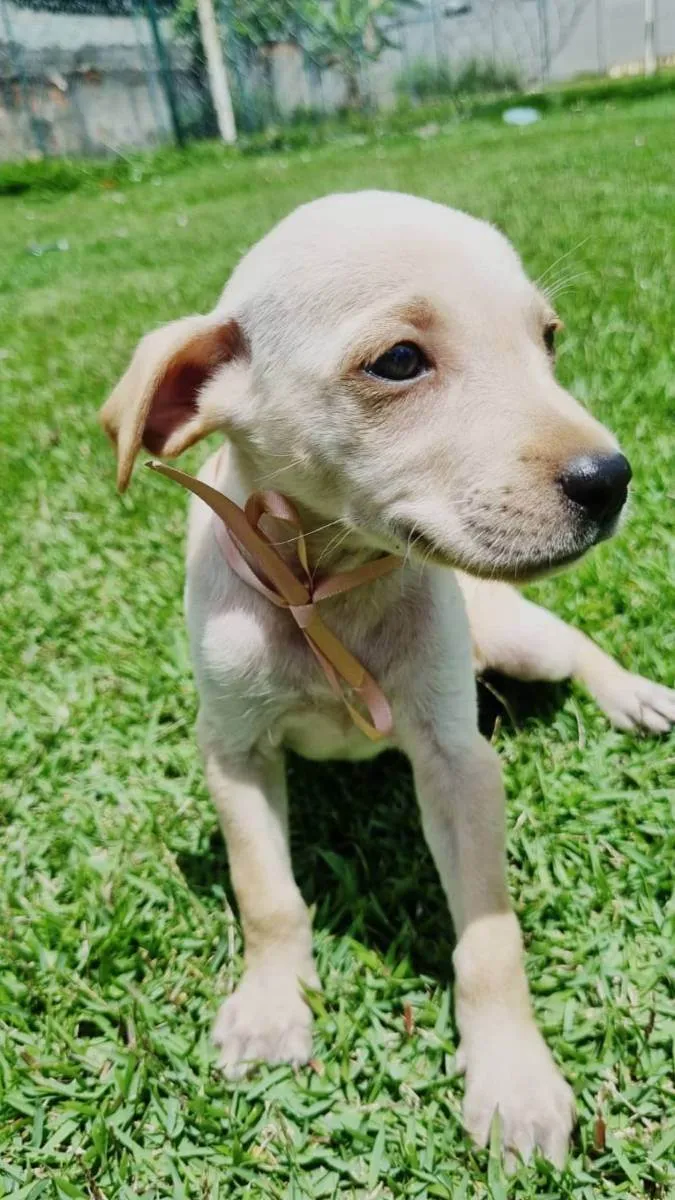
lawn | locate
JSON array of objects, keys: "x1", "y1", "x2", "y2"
[{"x1": 1, "y1": 96, "x2": 674, "y2": 1199}]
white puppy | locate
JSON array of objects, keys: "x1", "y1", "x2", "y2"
[{"x1": 101, "y1": 191, "x2": 675, "y2": 1168}]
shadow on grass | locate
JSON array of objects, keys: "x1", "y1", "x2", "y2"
[{"x1": 177, "y1": 675, "x2": 568, "y2": 982}]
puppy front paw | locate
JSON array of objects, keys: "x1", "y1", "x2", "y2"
[
  {"x1": 589, "y1": 668, "x2": 675, "y2": 734},
  {"x1": 458, "y1": 1018, "x2": 575, "y2": 1169},
  {"x1": 213, "y1": 964, "x2": 317, "y2": 1080}
]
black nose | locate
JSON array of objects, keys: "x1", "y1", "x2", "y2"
[{"x1": 559, "y1": 452, "x2": 632, "y2": 522}]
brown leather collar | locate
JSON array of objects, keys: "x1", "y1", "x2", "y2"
[{"x1": 147, "y1": 460, "x2": 402, "y2": 739}]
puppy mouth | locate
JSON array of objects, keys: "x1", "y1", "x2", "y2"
[
  {"x1": 393, "y1": 513, "x2": 620, "y2": 581},
  {"x1": 484, "y1": 545, "x2": 591, "y2": 583}
]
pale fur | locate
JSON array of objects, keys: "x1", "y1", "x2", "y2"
[{"x1": 100, "y1": 191, "x2": 675, "y2": 1170}]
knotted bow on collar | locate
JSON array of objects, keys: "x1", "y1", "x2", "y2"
[{"x1": 146, "y1": 461, "x2": 402, "y2": 740}]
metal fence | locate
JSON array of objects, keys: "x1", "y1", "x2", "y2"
[{"x1": 1, "y1": 0, "x2": 674, "y2": 158}]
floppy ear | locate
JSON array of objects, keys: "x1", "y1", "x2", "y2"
[{"x1": 99, "y1": 313, "x2": 244, "y2": 491}]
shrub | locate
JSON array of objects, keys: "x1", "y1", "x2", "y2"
[{"x1": 396, "y1": 55, "x2": 521, "y2": 102}]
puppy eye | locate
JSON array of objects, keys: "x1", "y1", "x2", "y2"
[
  {"x1": 543, "y1": 323, "x2": 558, "y2": 356},
  {"x1": 366, "y1": 342, "x2": 428, "y2": 382}
]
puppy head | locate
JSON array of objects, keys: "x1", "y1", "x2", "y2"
[{"x1": 101, "y1": 190, "x2": 630, "y2": 581}]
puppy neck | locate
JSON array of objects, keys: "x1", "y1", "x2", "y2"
[{"x1": 221, "y1": 442, "x2": 391, "y2": 575}]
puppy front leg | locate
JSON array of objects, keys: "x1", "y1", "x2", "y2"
[
  {"x1": 204, "y1": 745, "x2": 318, "y2": 1078},
  {"x1": 405, "y1": 731, "x2": 574, "y2": 1166},
  {"x1": 460, "y1": 575, "x2": 675, "y2": 733}
]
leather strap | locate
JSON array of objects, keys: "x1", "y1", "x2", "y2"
[{"x1": 146, "y1": 461, "x2": 402, "y2": 739}]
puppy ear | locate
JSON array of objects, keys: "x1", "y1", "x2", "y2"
[{"x1": 99, "y1": 313, "x2": 245, "y2": 491}]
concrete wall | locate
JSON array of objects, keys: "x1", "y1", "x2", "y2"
[
  {"x1": 365, "y1": 0, "x2": 675, "y2": 108},
  {"x1": 1, "y1": 0, "x2": 674, "y2": 159},
  {"x1": 259, "y1": 0, "x2": 675, "y2": 117},
  {"x1": 0, "y1": 3, "x2": 194, "y2": 158}
]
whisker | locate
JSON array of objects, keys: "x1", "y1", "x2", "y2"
[
  {"x1": 269, "y1": 517, "x2": 344, "y2": 548},
  {"x1": 536, "y1": 237, "x2": 590, "y2": 288},
  {"x1": 544, "y1": 276, "x2": 589, "y2": 302},
  {"x1": 546, "y1": 265, "x2": 590, "y2": 285},
  {"x1": 418, "y1": 535, "x2": 443, "y2": 574},
  {"x1": 257, "y1": 456, "x2": 307, "y2": 483},
  {"x1": 544, "y1": 269, "x2": 590, "y2": 298},
  {"x1": 402, "y1": 522, "x2": 419, "y2": 569},
  {"x1": 313, "y1": 524, "x2": 352, "y2": 574}
]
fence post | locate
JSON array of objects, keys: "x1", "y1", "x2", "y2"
[
  {"x1": 644, "y1": 0, "x2": 656, "y2": 75},
  {"x1": 129, "y1": 0, "x2": 166, "y2": 138},
  {"x1": 196, "y1": 0, "x2": 236, "y2": 143},
  {"x1": 489, "y1": 0, "x2": 498, "y2": 71},
  {"x1": 536, "y1": 0, "x2": 551, "y2": 85},
  {"x1": 144, "y1": 0, "x2": 185, "y2": 146},
  {"x1": 594, "y1": 0, "x2": 606, "y2": 75},
  {"x1": 428, "y1": 0, "x2": 443, "y2": 76}
]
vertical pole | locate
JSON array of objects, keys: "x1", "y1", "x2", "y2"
[
  {"x1": 536, "y1": 0, "x2": 550, "y2": 86},
  {"x1": 220, "y1": 0, "x2": 250, "y2": 130},
  {"x1": 399, "y1": 15, "x2": 410, "y2": 74},
  {"x1": 129, "y1": 0, "x2": 165, "y2": 138},
  {"x1": 144, "y1": 0, "x2": 184, "y2": 146},
  {"x1": 490, "y1": 0, "x2": 498, "y2": 72},
  {"x1": 594, "y1": 0, "x2": 605, "y2": 74},
  {"x1": 196, "y1": 0, "x2": 236, "y2": 142},
  {"x1": 644, "y1": 0, "x2": 656, "y2": 75},
  {"x1": 429, "y1": 0, "x2": 442, "y2": 76}
]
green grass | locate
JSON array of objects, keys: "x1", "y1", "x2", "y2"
[
  {"x1": 2, "y1": 71, "x2": 675, "y2": 197},
  {"x1": 1, "y1": 96, "x2": 674, "y2": 1198}
]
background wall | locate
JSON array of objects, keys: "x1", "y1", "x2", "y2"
[{"x1": 1, "y1": 0, "x2": 674, "y2": 159}]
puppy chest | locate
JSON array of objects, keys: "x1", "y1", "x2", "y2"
[{"x1": 270, "y1": 705, "x2": 390, "y2": 762}]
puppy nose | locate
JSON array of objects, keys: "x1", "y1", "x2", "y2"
[{"x1": 559, "y1": 452, "x2": 632, "y2": 521}]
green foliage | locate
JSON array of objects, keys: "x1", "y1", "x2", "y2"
[
  {"x1": 303, "y1": 0, "x2": 418, "y2": 106},
  {"x1": 396, "y1": 55, "x2": 521, "y2": 101},
  {"x1": 228, "y1": 0, "x2": 309, "y2": 47},
  {"x1": 1, "y1": 94, "x2": 674, "y2": 1197},
  {"x1": 454, "y1": 55, "x2": 521, "y2": 94},
  {"x1": 396, "y1": 56, "x2": 456, "y2": 100},
  {"x1": 174, "y1": 0, "x2": 419, "y2": 108},
  {"x1": 174, "y1": 0, "x2": 306, "y2": 49}
]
